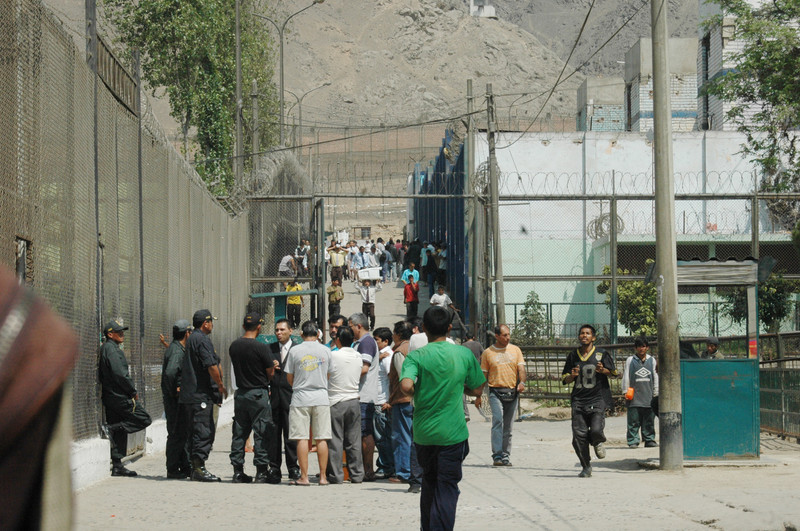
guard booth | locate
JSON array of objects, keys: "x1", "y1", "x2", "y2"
[{"x1": 651, "y1": 258, "x2": 775, "y2": 459}]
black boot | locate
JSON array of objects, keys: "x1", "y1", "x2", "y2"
[
  {"x1": 191, "y1": 458, "x2": 221, "y2": 482},
  {"x1": 254, "y1": 465, "x2": 281, "y2": 484},
  {"x1": 232, "y1": 465, "x2": 253, "y2": 484},
  {"x1": 111, "y1": 460, "x2": 137, "y2": 477}
]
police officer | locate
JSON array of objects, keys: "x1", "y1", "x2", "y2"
[
  {"x1": 228, "y1": 312, "x2": 277, "y2": 483},
  {"x1": 162, "y1": 319, "x2": 192, "y2": 479},
  {"x1": 177, "y1": 309, "x2": 228, "y2": 482},
  {"x1": 98, "y1": 319, "x2": 152, "y2": 477}
]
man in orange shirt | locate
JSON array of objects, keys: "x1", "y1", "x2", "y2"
[{"x1": 479, "y1": 324, "x2": 525, "y2": 466}]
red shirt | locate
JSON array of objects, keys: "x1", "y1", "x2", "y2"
[{"x1": 404, "y1": 282, "x2": 419, "y2": 303}]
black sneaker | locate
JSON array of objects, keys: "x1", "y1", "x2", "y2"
[
  {"x1": 578, "y1": 466, "x2": 592, "y2": 478},
  {"x1": 191, "y1": 467, "x2": 222, "y2": 482},
  {"x1": 645, "y1": 441, "x2": 658, "y2": 448},
  {"x1": 407, "y1": 484, "x2": 421, "y2": 493},
  {"x1": 288, "y1": 468, "x2": 301, "y2": 480},
  {"x1": 493, "y1": 458, "x2": 504, "y2": 466},
  {"x1": 232, "y1": 471, "x2": 253, "y2": 483},
  {"x1": 111, "y1": 465, "x2": 137, "y2": 477}
]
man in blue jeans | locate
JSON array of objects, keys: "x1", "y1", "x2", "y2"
[{"x1": 401, "y1": 306, "x2": 485, "y2": 530}]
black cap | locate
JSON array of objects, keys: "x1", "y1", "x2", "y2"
[
  {"x1": 192, "y1": 309, "x2": 216, "y2": 327},
  {"x1": 243, "y1": 312, "x2": 263, "y2": 326},
  {"x1": 173, "y1": 319, "x2": 192, "y2": 333},
  {"x1": 103, "y1": 319, "x2": 129, "y2": 334}
]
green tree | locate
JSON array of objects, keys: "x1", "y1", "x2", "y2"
[
  {"x1": 596, "y1": 262, "x2": 657, "y2": 336},
  {"x1": 510, "y1": 291, "x2": 551, "y2": 344},
  {"x1": 103, "y1": 0, "x2": 278, "y2": 192},
  {"x1": 704, "y1": 1, "x2": 800, "y2": 230},
  {"x1": 721, "y1": 273, "x2": 800, "y2": 334}
]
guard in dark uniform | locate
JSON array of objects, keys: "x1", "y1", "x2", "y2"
[
  {"x1": 161, "y1": 319, "x2": 192, "y2": 479},
  {"x1": 228, "y1": 312, "x2": 277, "y2": 483},
  {"x1": 98, "y1": 319, "x2": 152, "y2": 477},
  {"x1": 177, "y1": 309, "x2": 228, "y2": 482}
]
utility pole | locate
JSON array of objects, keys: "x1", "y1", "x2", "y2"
[
  {"x1": 651, "y1": 0, "x2": 682, "y2": 470},
  {"x1": 234, "y1": 0, "x2": 243, "y2": 188},
  {"x1": 487, "y1": 83, "x2": 506, "y2": 325},
  {"x1": 467, "y1": 79, "x2": 478, "y2": 333},
  {"x1": 251, "y1": 80, "x2": 259, "y2": 175}
]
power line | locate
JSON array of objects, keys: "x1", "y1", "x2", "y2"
[
  {"x1": 497, "y1": 0, "x2": 596, "y2": 150},
  {"x1": 495, "y1": 0, "x2": 648, "y2": 146}
]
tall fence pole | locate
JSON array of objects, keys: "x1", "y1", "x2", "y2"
[
  {"x1": 467, "y1": 79, "x2": 479, "y2": 334},
  {"x1": 251, "y1": 80, "x2": 259, "y2": 174},
  {"x1": 234, "y1": 0, "x2": 243, "y2": 187},
  {"x1": 651, "y1": 0, "x2": 683, "y2": 470},
  {"x1": 487, "y1": 83, "x2": 506, "y2": 325}
]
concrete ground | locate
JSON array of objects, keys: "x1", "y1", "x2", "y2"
[{"x1": 75, "y1": 277, "x2": 800, "y2": 530}]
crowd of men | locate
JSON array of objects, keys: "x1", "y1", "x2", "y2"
[{"x1": 98, "y1": 240, "x2": 732, "y2": 529}]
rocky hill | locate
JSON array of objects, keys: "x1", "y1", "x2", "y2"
[{"x1": 44, "y1": 0, "x2": 699, "y2": 133}]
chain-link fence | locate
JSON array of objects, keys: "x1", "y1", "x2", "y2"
[
  {"x1": 1, "y1": 0, "x2": 250, "y2": 440},
  {"x1": 495, "y1": 170, "x2": 800, "y2": 346}
]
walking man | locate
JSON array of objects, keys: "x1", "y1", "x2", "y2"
[
  {"x1": 285, "y1": 277, "x2": 303, "y2": 329},
  {"x1": 479, "y1": 324, "x2": 525, "y2": 466},
  {"x1": 358, "y1": 279, "x2": 378, "y2": 331},
  {"x1": 400, "y1": 306, "x2": 486, "y2": 530},
  {"x1": 99, "y1": 319, "x2": 152, "y2": 477},
  {"x1": 228, "y1": 312, "x2": 277, "y2": 483},
  {"x1": 162, "y1": 319, "x2": 191, "y2": 478},
  {"x1": 561, "y1": 324, "x2": 617, "y2": 478},
  {"x1": 621, "y1": 336, "x2": 658, "y2": 448},
  {"x1": 285, "y1": 321, "x2": 334, "y2": 485},
  {"x1": 178, "y1": 309, "x2": 227, "y2": 482},
  {"x1": 327, "y1": 278, "x2": 344, "y2": 317},
  {"x1": 269, "y1": 319, "x2": 300, "y2": 481},
  {"x1": 328, "y1": 242, "x2": 347, "y2": 282},
  {"x1": 326, "y1": 326, "x2": 365, "y2": 483}
]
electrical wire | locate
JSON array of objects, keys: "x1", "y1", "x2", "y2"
[{"x1": 496, "y1": 0, "x2": 596, "y2": 150}]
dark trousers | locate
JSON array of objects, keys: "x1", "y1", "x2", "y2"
[
  {"x1": 406, "y1": 301, "x2": 419, "y2": 318},
  {"x1": 427, "y1": 272, "x2": 437, "y2": 298},
  {"x1": 230, "y1": 388, "x2": 274, "y2": 468},
  {"x1": 416, "y1": 439, "x2": 469, "y2": 531},
  {"x1": 571, "y1": 402, "x2": 606, "y2": 468},
  {"x1": 176, "y1": 401, "x2": 215, "y2": 463},
  {"x1": 270, "y1": 401, "x2": 298, "y2": 474},
  {"x1": 104, "y1": 397, "x2": 152, "y2": 463},
  {"x1": 328, "y1": 302, "x2": 341, "y2": 317},
  {"x1": 163, "y1": 394, "x2": 189, "y2": 473},
  {"x1": 627, "y1": 406, "x2": 656, "y2": 445},
  {"x1": 330, "y1": 266, "x2": 343, "y2": 282},
  {"x1": 362, "y1": 302, "x2": 375, "y2": 329},
  {"x1": 287, "y1": 304, "x2": 301, "y2": 329}
]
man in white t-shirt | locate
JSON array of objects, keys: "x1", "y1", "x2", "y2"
[
  {"x1": 284, "y1": 321, "x2": 334, "y2": 485},
  {"x1": 372, "y1": 327, "x2": 395, "y2": 479},
  {"x1": 326, "y1": 326, "x2": 364, "y2": 483}
]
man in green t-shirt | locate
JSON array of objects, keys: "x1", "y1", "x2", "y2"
[{"x1": 401, "y1": 306, "x2": 485, "y2": 531}]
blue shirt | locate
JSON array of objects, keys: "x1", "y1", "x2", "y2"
[
  {"x1": 353, "y1": 252, "x2": 369, "y2": 269},
  {"x1": 402, "y1": 269, "x2": 420, "y2": 284}
]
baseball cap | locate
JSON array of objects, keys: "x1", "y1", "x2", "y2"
[
  {"x1": 707, "y1": 336, "x2": 720, "y2": 345},
  {"x1": 173, "y1": 319, "x2": 192, "y2": 333},
  {"x1": 192, "y1": 309, "x2": 216, "y2": 327},
  {"x1": 243, "y1": 312, "x2": 263, "y2": 326},
  {"x1": 104, "y1": 319, "x2": 129, "y2": 334}
]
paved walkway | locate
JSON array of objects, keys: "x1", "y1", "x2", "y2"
[{"x1": 75, "y1": 279, "x2": 800, "y2": 530}]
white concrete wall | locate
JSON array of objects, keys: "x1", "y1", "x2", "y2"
[{"x1": 72, "y1": 399, "x2": 234, "y2": 491}]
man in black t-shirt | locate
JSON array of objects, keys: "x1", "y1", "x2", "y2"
[
  {"x1": 229, "y1": 312, "x2": 277, "y2": 484},
  {"x1": 561, "y1": 324, "x2": 617, "y2": 478},
  {"x1": 177, "y1": 309, "x2": 228, "y2": 482}
]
